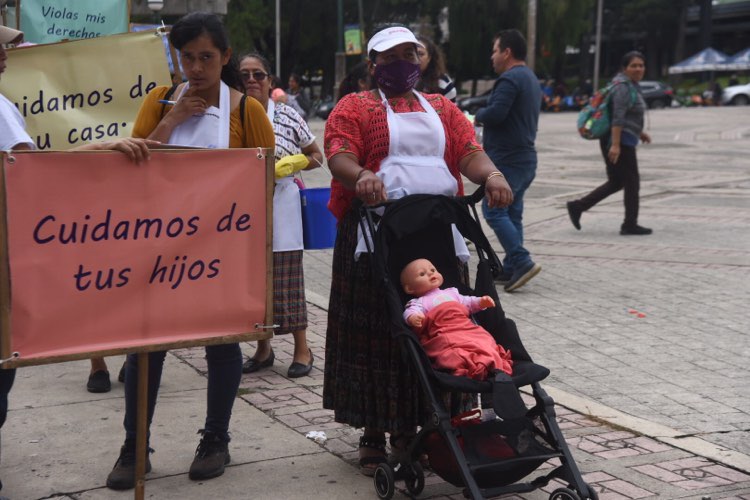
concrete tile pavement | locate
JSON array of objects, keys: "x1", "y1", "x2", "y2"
[{"x1": 2, "y1": 108, "x2": 749, "y2": 499}]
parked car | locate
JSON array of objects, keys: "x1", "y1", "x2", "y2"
[
  {"x1": 721, "y1": 83, "x2": 750, "y2": 105},
  {"x1": 457, "y1": 89, "x2": 492, "y2": 115},
  {"x1": 639, "y1": 80, "x2": 674, "y2": 109}
]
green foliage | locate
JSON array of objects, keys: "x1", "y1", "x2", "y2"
[
  {"x1": 225, "y1": 0, "x2": 273, "y2": 57},
  {"x1": 535, "y1": 0, "x2": 594, "y2": 79}
]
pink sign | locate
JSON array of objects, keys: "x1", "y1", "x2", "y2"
[{"x1": 1, "y1": 149, "x2": 270, "y2": 364}]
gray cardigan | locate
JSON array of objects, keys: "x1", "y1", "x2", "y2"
[{"x1": 610, "y1": 73, "x2": 646, "y2": 139}]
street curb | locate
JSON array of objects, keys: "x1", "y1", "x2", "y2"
[{"x1": 529, "y1": 386, "x2": 750, "y2": 474}]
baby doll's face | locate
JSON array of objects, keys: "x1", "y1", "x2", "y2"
[{"x1": 401, "y1": 258, "x2": 444, "y2": 297}]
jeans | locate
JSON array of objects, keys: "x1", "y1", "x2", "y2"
[
  {"x1": 575, "y1": 139, "x2": 640, "y2": 227},
  {"x1": 482, "y1": 163, "x2": 537, "y2": 274},
  {"x1": 123, "y1": 343, "x2": 242, "y2": 442}
]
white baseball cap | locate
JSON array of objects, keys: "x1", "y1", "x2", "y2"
[
  {"x1": 0, "y1": 25, "x2": 23, "y2": 45},
  {"x1": 367, "y1": 26, "x2": 424, "y2": 55}
]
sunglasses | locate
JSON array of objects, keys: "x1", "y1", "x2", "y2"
[{"x1": 241, "y1": 71, "x2": 269, "y2": 82}]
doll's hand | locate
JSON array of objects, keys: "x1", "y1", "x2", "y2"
[
  {"x1": 407, "y1": 313, "x2": 425, "y2": 328},
  {"x1": 479, "y1": 296, "x2": 495, "y2": 309}
]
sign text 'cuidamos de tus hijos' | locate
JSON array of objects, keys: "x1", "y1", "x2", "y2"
[{"x1": 1, "y1": 149, "x2": 270, "y2": 363}]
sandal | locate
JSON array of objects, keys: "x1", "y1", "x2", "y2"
[
  {"x1": 389, "y1": 433, "x2": 430, "y2": 468},
  {"x1": 358, "y1": 435, "x2": 386, "y2": 477}
]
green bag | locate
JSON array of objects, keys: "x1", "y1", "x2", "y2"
[{"x1": 577, "y1": 81, "x2": 637, "y2": 140}]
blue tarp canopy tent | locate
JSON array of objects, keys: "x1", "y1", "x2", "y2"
[
  {"x1": 668, "y1": 47, "x2": 730, "y2": 74},
  {"x1": 726, "y1": 48, "x2": 750, "y2": 71}
]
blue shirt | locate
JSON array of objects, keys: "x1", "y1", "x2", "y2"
[{"x1": 476, "y1": 65, "x2": 541, "y2": 167}]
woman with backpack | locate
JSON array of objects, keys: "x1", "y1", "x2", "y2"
[{"x1": 567, "y1": 51, "x2": 652, "y2": 235}]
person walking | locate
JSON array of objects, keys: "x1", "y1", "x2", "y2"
[
  {"x1": 566, "y1": 51, "x2": 652, "y2": 235},
  {"x1": 239, "y1": 52, "x2": 322, "y2": 378},
  {"x1": 322, "y1": 24, "x2": 512, "y2": 476},
  {"x1": 475, "y1": 29, "x2": 542, "y2": 292},
  {"x1": 104, "y1": 12, "x2": 275, "y2": 490}
]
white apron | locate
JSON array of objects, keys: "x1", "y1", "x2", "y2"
[
  {"x1": 355, "y1": 90, "x2": 470, "y2": 261},
  {"x1": 168, "y1": 82, "x2": 230, "y2": 149},
  {"x1": 267, "y1": 100, "x2": 304, "y2": 251}
]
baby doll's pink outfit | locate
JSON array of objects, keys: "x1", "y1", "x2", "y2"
[{"x1": 404, "y1": 288, "x2": 512, "y2": 380}]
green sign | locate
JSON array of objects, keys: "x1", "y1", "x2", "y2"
[
  {"x1": 20, "y1": 0, "x2": 129, "y2": 44},
  {"x1": 344, "y1": 24, "x2": 362, "y2": 55}
]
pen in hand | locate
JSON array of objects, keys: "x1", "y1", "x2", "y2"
[{"x1": 158, "y1": 100, "x2": 177, "y2": 105}]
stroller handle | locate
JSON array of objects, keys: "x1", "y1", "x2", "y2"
[
  {"x1": 458, "y1": 184, "x2": 487, "y2": 206},
  {"x1": 362, "y1": 184, "x2": 487, "y2": 209}
]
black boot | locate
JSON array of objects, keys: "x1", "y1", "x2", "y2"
[
  {"x1": 566, "y1": 201, "x2": 582, "y2": 230},
  {"x1": 189, "y1": 430, "x2": 231, "y2": 481},
  {"x1": 620, "y1": 224, "x2": 652, "y2": 235},
  {"x1": 106, "y1": 439, "x2": 152, "y2": 490}
]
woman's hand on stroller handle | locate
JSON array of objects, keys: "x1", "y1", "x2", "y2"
[
  {"x1": 484, "y1": 172, "x2": 513, "y2": 208},
  {"x1": 355, "y1": 169, "x2": 387, "y2": 205}
]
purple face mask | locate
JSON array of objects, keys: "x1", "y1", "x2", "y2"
[{"x1": 374, "y1": 59, "x2": 421, "y2": 95}]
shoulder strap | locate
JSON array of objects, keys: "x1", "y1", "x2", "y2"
[
  {"x1": 160, "y1": 84, "x2": 179, "y2": 119},
  {"x1": 240, "y1": 94, "x2": 247, "y2": 129}
]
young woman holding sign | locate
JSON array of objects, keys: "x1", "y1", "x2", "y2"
[{"x1": 105, "y1": 12, "x2": 274, "y2": 491}]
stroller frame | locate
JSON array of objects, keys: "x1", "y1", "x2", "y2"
[{"x1": 359, "y1": 189, "x2": 597, "y2": 500}]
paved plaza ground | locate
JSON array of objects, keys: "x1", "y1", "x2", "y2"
[{"x1": 2, "y1": 106, "x2": 748, "y2": 499}]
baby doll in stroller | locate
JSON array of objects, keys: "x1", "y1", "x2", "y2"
[{"x1": 401, "y1": 258, "x2": 513, "y2": 381}]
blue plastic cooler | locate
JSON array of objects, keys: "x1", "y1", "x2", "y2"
[{"x1": 300, "y1": 187, "x2": 337, "y2": 249}]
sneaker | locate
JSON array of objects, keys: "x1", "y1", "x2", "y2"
[
  {"x1": 504, "y1": 261, "x2": 541, "y2": 292},
  {"x1": 493, "y1": 267, "x2": 513, "y2": 284},
  {"x1": 189, "y1": 430, "x2": 230, "y2": 481},
  {"x1": 620, "y1": 224, "x2": 652, "y2": 235},
  {"x1": 566, "y1": 201, "x2": 582, "y2": 230},
  {"x1": 106, "y1": 440, "x2": 152, "y2": 490},
  {"x1": 87, "y1": 370, "x2": 111, "y2": 393}
]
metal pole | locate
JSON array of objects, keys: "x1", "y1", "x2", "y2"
[
  {"x1": 527, "y1": 0, "x2": 537, "y2": 71},
  {"x1": 357, "y1": 0, "x2": 365, "y2": 61},
  {"x1": 334, "y1": 0, "x2": 345, "y2": 100},
  {"x1": 275, "y1": 0, "x2": 281, "y2": 77},
  {"x1": 593, "y1": 0, "x2": 603, "y2": 90}
]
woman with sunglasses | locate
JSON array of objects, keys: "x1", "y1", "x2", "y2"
[
  {"x1": 105, "y1": 12, "x2": 274, "y2": 491},
  {"x1": 239, "y1": 52, "x2": 323, "y2": 379}
]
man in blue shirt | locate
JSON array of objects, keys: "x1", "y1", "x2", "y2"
[{"x1": 476, "y1": 29, "x2": 541, "y2": 292}]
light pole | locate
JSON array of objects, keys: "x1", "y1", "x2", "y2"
[
  {"x1": 593, "y1": 0, "x2": 603, "y2": 90},
  {"x1": 147, "y1": 0, "x2": 164, "y2": 24}
]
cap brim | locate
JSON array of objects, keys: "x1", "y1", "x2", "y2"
[
  {"x1": 369, "y1": 36, "x2": 424, "y2": 54},
  {"x1": 0, "y1": 25, "x2": 24, "y2": 45}
]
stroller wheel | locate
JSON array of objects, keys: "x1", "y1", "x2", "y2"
[
  {"x1": 549, "y1": 487, "x2": 581, "y2": 500},
  {"x1": 374, "y1": 463, "x2": 395, "y2": 500},
  {"x1": 585, "y1": 483, "x2": 599, "y2": 500},
  {"x1": 404, "y1": 462, "x2": 425, "y2": 495}
]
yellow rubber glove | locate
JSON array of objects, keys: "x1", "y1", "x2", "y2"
[{"x1": 275, "y1": 154, "x2": 309, "y2": 179}]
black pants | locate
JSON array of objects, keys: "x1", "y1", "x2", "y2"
[
  {"x1": 0, "y1": 368, "x2": 15, "y2": 428},
  {"x1": 576, "y1": 138, "x2": 640, "y2": 227}
]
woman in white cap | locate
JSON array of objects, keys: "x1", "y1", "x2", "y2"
[{"x1": 322, "y1": 24, "x2": 513, "y2": 474}]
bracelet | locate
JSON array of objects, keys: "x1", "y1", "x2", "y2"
[
  {"x1": 486, "y1": 171, "x2": 505, "y2": 183},
  {"x1": 354, "y1": 169, "x2": 369, "y2": 183},
  {"x1": 309, "y1": 155, "x2": 323, "y2": 168}
]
